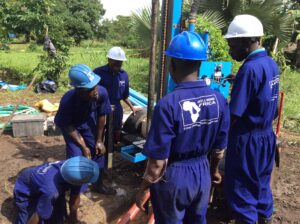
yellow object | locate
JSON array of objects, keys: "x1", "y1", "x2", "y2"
[{"x1": 35, "y1": 99, "x2": 59, "y2": 113}]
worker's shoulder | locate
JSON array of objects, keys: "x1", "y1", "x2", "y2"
[
  {"x1": 209, "y1": 88, "x2": 227, "y2": 100},
  {"x1": 93, "y1": 65, "x2": 109, "y2": 74},
  {"x1": 200, "y1": 88, "x2": 228, "y2": 108},
  {"x1": 97, "y1": 85, "x2": 109, "y2": 96},
  {"x1": 159, "y1": 87, "x2": 227, "y2": 107},
  {"x1": 61, "y1": 89, "x2": 76, "y2": 100},
  {"x1": 244, "y1": 54, "x2": 278, "y2": 69},
  {"x1": 118, "y1": 68, "x2": 129, "y2": 78},
  {"x1": 241, "y1": 57, "x2": 279, "y2": 79}
]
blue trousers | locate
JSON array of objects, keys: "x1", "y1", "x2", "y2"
[
  {"x1": 113, "y1": 103, "x2": 123, "y2": 130},
  {"x1": 14, "y1": 169, "x2": 67, "y2": 224},
  {"x1": 14, "y1": 194, "x2": 66, "y2": 224},
  {"x1": 62, "y1": 126, "x2": 105, "y2": 192},
  {"x1": 225, "y1": 129, "x2": 276, "y2": 224},
  {"x1": 150, "y1": 157, "x2": 211, "y2": 224},
  {"x1": 62, "y1": 127, "x2": 105, "y2": 169}
]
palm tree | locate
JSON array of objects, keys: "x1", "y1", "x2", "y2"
[
  {"x1": 131, "y1": 6, "x2": 154, "y2": 49},
  {"x1": 131, "y1": 0, "x2": 294, "y2": 53},
  {"x1": 198, "y1": 0, "x2": 294, "y2": 47},
  {"x1": 130, "y1": 1, "x2": 227, "y2": 50}
]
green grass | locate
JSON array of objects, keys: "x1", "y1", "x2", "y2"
[
  {"x1": 0, "y1": 44, "x2": 149, "y2": 94},
  {"x1": 280, "y1": 69, "x2": 300, "y2": 132},
  {"x1": 1, "y1": 44, "x2": 300, "y2": 132}
]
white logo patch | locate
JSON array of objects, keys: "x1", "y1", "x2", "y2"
[
  {"x1": 86, "y1": 71, "x2": 95, "y2": 81},
  {"x1": 269, "y1": 75, "x2": 279, "y2": 89},
  {"x1": 37, "y1": 161, "x2": 60, "y2": 175},
  {"x1": 119, "y1": 80, "x2": 125, "y2": 87},
  {"x1": 179, "y1": 94, "x2": 219, "y2": 130}
]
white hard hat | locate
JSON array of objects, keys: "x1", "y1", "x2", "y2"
[
  {"x1": 107, "y1": 46, "x2": 127, "y2": 61},
  {"x1": 224, "y1": 14, "x2": 264, "y2": 39}
]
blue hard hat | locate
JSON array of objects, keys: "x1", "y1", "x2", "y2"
[
  {"x1": 69, "y1": 64, "x2": 100, "y2": 89},
  {"x1": 60, "y1": 156, "x2": 99, "y2": 185},
  {"x1": 165, "y1": 31, "x2": 208, "y2": 60}
]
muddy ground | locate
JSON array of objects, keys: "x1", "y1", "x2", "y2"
[
  {"x1": 0, "y1": 91, "x2": 299, "y2": 223},
  {"x1": 0, "y1": 130, "x2": 299, "y2": 224}
]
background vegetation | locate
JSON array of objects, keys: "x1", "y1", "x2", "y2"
[{"x1": 0, "y1": 0, "x2": 299, "y2": 132}]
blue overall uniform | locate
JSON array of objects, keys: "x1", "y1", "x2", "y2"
[
  {"x1": 55, "y1": 85, "x2": 111, "y2": 169},
  {"x1": 142, "y1": 81, "x2": 230, "y2": 224},
  {"x1": 93, "y1": 65, "x2": 129, "y2": 130},
  {"x1": 225, "y1": 50, "x2": 279, "y2": 223},
  {"x1": 13, "y1": 161, "x2": 81, "y2": 224}
]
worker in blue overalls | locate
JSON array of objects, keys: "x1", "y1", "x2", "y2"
[
  {"x1": 93, "y1": 47, "x2": 139, "y2": 146},
  {"x1": 224, "y1": 15, "x2": 279, "y2": 224},
  {"x1": 55, "y1": 64, "x2": 116, "y2": 195},
  {"x1": 135, "y1": 31, "x2": 230, "y2": 224},
  {"x1": 14, "y1": 156, "x2": 99, "y2": 224}
]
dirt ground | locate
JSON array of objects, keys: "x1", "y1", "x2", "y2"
[
  {"x1": 0, "y1": 130, "x2": 299, "y2": 224},
  {"x1": 0, "y1": 91, "x2": 299, "y2": 223}
]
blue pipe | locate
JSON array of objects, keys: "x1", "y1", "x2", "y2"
[
  {"x1": 188, "y1": 23, "x2": 195, "y2": 32},
  {"x1": 129, "y1": 88, "x2": 148, "y2": 105},
  {"x1": 128, "y1": 96, "x2": 147, "y2": 108}
]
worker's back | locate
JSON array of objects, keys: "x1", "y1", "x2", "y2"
[
  {"x1": 143, "y1": 80, "x2": 229, "y2": 161},
  {"x1": 230, "y1": 51, "x2": 279, "y2": 133}
]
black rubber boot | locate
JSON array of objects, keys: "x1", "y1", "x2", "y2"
[
  {"x1": 90, "y1": 170, "x2": 116, "y2": 195},
  {"x1": 258, "y1": 217, "x2": 272, "y2": 224}
]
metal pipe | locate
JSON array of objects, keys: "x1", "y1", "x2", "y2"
[
  {"x1": 188, "y1": 0, "x2": 201, "y2": 32},
  {"x1": 147, "y1": 0, "x2": 160, "y2": 132},
  {"x1": 106, "y1": 105, "x2": 115, "y2": 169},
  {"x1": 157, "y1": 0, "x2": 169, "y2": 100}
]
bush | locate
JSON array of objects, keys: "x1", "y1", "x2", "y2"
[
  {"x1": 0, "y1": 67, "x2": 31, "y2": 84},
  {"x1": 195, "y1": 16, "x2": 240, "y2": 73},
  {"x1": 280, "y1": 69, "x2": 300, "y2": 132},
  {"x1": 0, "y1": 39, "x2": 10, "y2": 51},
  {"x1": 34, "y1": 50, "x2": 69, "y2": 86},
  {"x1": 27, "y1": 42, "x2": 38, "y2": 52}
]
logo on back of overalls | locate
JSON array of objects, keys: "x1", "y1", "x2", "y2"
[
  {"x1": 179, "y1": 94, "x2": 220, "y2": 130},
  {"x1": 269, "y1": 75, "x2": 279, "y2": 89},
  {"x1": 119, "y1": 80, "x2": 125, "y2": 87},
  {"x1": 37, "y1": 161, "x2": 60, "y2": 175}
]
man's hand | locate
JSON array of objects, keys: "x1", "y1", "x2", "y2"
[
  {"x1": 132, "y1": 107, "x2": 142, "y2": 116},
  {"x1": 96, "y1": 141, "x2": 106, "y2": 155},
  {"x1": 81, "y1": 146, "x2": 91, "y2": 159},
  {"x1": 135, "y1": 188, "x2": 150, "y2": 211},
  {"x1": 211, "y1": 169, "x2": 222, "y2": 185}
]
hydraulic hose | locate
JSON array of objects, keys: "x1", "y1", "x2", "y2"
[{"x1": 188, "y1": 0, "x2": 201, "y2": 31}]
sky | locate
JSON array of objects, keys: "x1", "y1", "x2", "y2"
[{"x1": 101, "y1": 0, "x2": 153, "y2": 20}]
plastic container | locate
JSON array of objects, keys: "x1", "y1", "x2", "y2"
[{"x1": 11, "y1": 114, "x2": 46, "y2": 137}]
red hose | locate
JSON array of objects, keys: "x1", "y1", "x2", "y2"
[
  {"x1": 276, "y1": 91, "x2": 284, "y2": 137},
  {"x1": 117, "y1": 191, "x2": 150, "y2": 224},
  {"x1": 147, "y1": 213, "x2": 155, "y2": 224}
]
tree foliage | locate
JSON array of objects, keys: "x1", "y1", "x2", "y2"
[
  {"x1": 1, "y1": 0, "x2": 50, "y2": 41},
  {"x1": 198, "y1": 0, "x2": 295, "y2": 44},
  {"x1": 194, "y1": 15, "x2": 240, "y2": 72},
  {"x1": 0, "y1": 0, "x2": 105, "y2": 44},
  {"x1": 98, "y1": 16, "x2": 145, "y2": 49}
]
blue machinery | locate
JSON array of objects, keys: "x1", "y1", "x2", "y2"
[{"x1": 121, "y1": 0, "x2": 232, "y2": 163}]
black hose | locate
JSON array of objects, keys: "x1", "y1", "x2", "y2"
[{"x1": 189, "y1": 0, "x2": 201, "y2": 21}]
